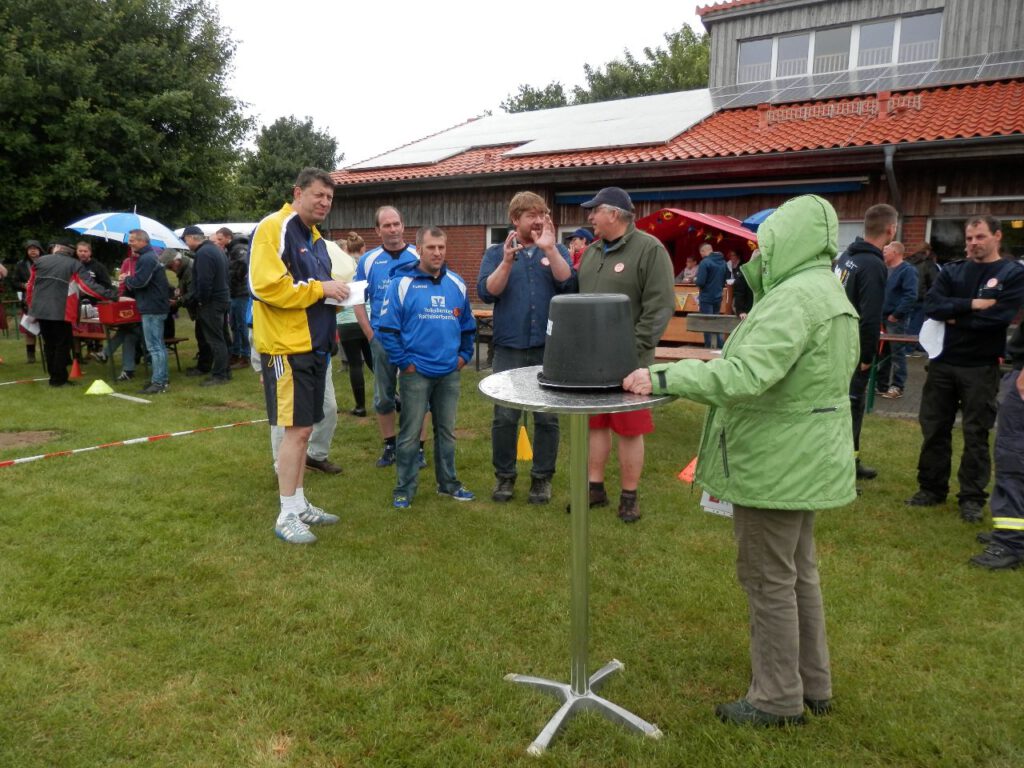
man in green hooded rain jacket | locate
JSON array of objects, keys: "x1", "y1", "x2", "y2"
[{"x1": 624, "y1": 195, "x2": 859, "y2": 726}]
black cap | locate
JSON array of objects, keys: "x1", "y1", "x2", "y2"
[
  {"x1": 580, "y1": 187, "x2": 634, "y2": 211},
  {"x1": 181, "y1": 225, "x2": 204, "y2": 237}
]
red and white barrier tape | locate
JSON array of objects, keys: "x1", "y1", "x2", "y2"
[
  {"x1": 0, "y1": 418, "x2": 269, "y2": 468},
  {"x1": 0, "y1": 377, "x2": 49, "y2": 386}
]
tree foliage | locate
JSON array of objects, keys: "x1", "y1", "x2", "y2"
[
  {"x1": 501, "y1": 23, "x2": 710, "y2": 113},
  {"x1": 500, "y1": 82, "x2": 570, "y2": 114},
  {"x1": 236, "y1": 116, "x2": 340, "y2": 219},
  {"x1": 0, "y1": 0, "x2": 251, "y2": 249}
]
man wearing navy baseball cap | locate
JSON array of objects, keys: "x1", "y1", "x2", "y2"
[{"x1": 576, "y1": 187, "x2": 676, "y2": 522}]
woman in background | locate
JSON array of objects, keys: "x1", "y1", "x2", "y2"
[{"x1": 335, "y1": 232, "x2": 373, "y2": 416}]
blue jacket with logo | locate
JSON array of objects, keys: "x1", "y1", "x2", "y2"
[
  {"x1": 378, "y1": 262, "x2": 476, "y2": 376},
  {"x1": 355, "y1": 244, "x2": 419, "y2": 330}
]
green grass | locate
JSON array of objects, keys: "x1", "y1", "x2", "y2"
[{"x1": 1, "y1": 325, "x2": 1021, "y2": 767}]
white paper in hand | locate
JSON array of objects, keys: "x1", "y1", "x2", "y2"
[
  {"x1": 324, "y1": 280, "x2": 367, "y2": 307},
  {"x1": 20, "y1": 314, "x2": 40, "y2": 336},
  {"x1": 919, "y1": 318, "x2": 945, "y2": 359}
]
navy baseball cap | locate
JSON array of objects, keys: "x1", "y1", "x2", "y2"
[
  {"x1": 580, "y1": 187, "x2": 634, "y2": 211},
  {"x1": 571, "y1": 228, "x2": 595, "y2": 243}
]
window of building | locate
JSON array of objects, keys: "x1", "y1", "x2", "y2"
[
  {"x1": 837, "y1": 222, "x2": 863, "y2": 256},
  {"x1": 738, "y1": 38, "x2": 773, "y2": 83},
  {"x1": 487, "y1": 226, "x2": 510, "y2": 247},
  {"x1": 813, "y1": 27, "x2": 851, "y2": 74},
  {"x1": 899, "y1": 12, "x2": 942, "y2": 63},
  {"x1": 858, "y1": 20, "x2": 895, "y2": 68},
  {"x1": 777, "y1": 34, "x2": 810, "y2": 78},
  {"x1": 736, "y1": 11, "x2": 943, "y2": 83}
]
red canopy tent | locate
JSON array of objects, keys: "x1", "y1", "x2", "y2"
[{"x1": 636, "y1": 208, "x2": 759, "y2": 276}]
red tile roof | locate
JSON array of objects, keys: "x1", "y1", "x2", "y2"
[
  {"x1": 696, "y1": 0, "x2": 771, "y2": 18},
  {"x1": 332, "y1": 80, "x2": 1024, "y2": 187}
]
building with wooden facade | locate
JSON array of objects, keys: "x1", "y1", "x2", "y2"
[{"x1": 329, "y1": 0, "x2": 1024, "y2": 300}]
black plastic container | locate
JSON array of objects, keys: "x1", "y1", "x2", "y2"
[{"x1": 537, "y1": 294, "x2": 638, "y2": 390}]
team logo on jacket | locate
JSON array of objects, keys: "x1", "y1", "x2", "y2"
[{"x1": 431, "y1": 296, "x2": 446, "y2": 308}]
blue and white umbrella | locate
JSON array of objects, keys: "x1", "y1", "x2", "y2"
[
  {"x1": 67, "y1": 211, "x2": 188, "y2": 250},
  {"x1": 741, "y1": 208, "x2": 776, "y2": 233}
]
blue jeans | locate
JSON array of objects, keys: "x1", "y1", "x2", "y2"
[
  {"x1": 229, "y1": 297, "x2": 250, "y2": 357},
  {"x1": 371, "y1": 335, "x2": 399, "y2": 415},
  {"x1": 394, "y1": 369, "x2": 461, "y2": 499},
  {"x1": 141, "y1": 313, "x2": 168, "y2": 386},
  {"x1": 699, "y1": 298, "x2": 724, "y2": 349},
  {"x1": 491, "y1": 345, "x2": 559, "y2": 479},
  {"x1": 878, "y1": 318, "x2": 908, "y2": 391},
  {"x1": 104, "y1": 325, "x2": 140, "y2": 372}
]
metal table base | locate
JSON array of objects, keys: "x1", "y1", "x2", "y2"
[{"x1": 479, "y1": 368, "x2": 673, "y2": 754}]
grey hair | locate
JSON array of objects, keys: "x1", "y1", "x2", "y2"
[{"x1": 602, "y1": 205, "x2": 635, "y2": 225}]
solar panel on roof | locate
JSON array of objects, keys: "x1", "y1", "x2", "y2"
[
  {"x1": 977, "y1": 60, "x2": 1024, "y2": 81},
  {"x1": 980, "y1": 49, "x2": 1024, "y2": 65},
  {"x1": 347, "y1": 90, "x2": 715, "y2": 170}
]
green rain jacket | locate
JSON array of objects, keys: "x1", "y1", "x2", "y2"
[{"x1": 648, "y1": 195, "x2": 859, "y2": 510}]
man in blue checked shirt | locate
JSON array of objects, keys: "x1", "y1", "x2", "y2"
[
  {"x1": 476, "y1": 192, "x2": 576, "y2": 505},
  {"x1": 379, "y1": 226, "x2": 477, "y2": 509}
]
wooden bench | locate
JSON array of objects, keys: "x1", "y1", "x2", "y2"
[{"x1": 72, "y1": 326, "x2": 188, "y2": 373}]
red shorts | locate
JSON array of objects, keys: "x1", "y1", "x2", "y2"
[{"x1": 589, "y1": 409, "x2": 654, "y2": 436}]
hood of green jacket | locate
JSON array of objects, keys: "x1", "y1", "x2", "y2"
[{"x1": 742, "y1": 194, "x2": 839, "y2": 300}]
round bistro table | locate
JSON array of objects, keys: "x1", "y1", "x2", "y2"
[{"x1": 479, "y1": 365, "x2": 675, "y2": 755}]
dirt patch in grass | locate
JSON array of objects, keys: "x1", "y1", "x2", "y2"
[
  {"x1": 0, "y1": 430, "x2": 60, "y2": 449},
  {"x1": 202, "y1": 400, "x2": 261, "y2": 411}
]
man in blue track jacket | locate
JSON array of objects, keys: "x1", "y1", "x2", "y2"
[{"x1": 379, "y1": 227, "x2": 477, "y2": 509}]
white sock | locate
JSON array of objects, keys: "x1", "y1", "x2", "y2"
[
  {"x1": 277, "y1": 494, "x2": 300, "y2": 524},
  {"x1": 295, "y1": 487, "x2": 306, "y2": 506}
]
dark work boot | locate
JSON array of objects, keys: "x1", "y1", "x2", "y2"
[{"x1": 855, "y1": 459, "x2": 877, "y2": 480}]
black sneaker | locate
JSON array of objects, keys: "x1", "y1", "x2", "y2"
[
  {"x1": 855, "y1": 460, "x2": 878, "y2": 480},
  {"x1": 976, "y1": 530, "x2": 994, "y2": 545},
  {"x1": 804, "y1": 697, "x2": 832, "y2": 716},
  {"x1": 905, "y1": 490, "x2": 945, "y2": 507},
  {"x1": 969, "y1": 544, "x2": 1022, "y2": 570},
  {"x1": 528, "y1": 477, "x2": 552, "y2": 505},
  {"x1": 492, "y1": 476, "x2": 515, "y2": 502},
  {"x1": 958, "y1": 500, "x2": 984, "y2": 524},
  {"x1": 115, "y1": 370, "x2": 135, "y2": 382},
  {"x1": 350, "y1": 407, "x2": 367, "y2": 417},
  {"x1": 139, "y1": 382, "x2": 167, "y2": 394},
  {"x1": 715, "y1": 699, "x2": 805, "y2": 727},
  {"x1": 185, "y1": 367, "x2": 210, "y2": 378}
]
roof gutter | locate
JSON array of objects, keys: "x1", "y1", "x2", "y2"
[{"x1": 883, "y1": 145, "x2": 903, "y2": 239}]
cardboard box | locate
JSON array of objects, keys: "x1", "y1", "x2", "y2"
[{"x1": 97, "y1": 300, "x2": 141, "y2": 325}]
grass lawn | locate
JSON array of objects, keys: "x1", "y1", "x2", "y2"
[{"x1": 0, "y1": 325, "x2": 1021, "y2": 767}]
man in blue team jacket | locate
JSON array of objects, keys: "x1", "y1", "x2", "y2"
[{"x1": 379, "y1": 226, "x2": 477, "y2": 509}]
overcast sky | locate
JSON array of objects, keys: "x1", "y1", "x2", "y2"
[{"x1": 214, "y1": 0, "x2": 704, "y2": 168}]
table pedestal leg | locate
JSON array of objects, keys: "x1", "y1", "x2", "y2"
[{"x1": 506, "y1": 414, "x2": 661, "y2": 755}]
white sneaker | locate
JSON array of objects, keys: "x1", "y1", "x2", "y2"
[
  {"x1": 881, "y1": 386, "x2": 903, "y2": 399},
  {"x1": 275, "y1": 513, "x2": 317, "y2": 544},
  {"x1": 298, "y1": 501, "x2": 339, "y2": 526}
]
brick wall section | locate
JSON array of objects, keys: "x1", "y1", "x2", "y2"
[
  {"x1": 901, "y1": 216, "x2": 928, "y2": 251},
  {"x1": 324, "y1": 225, "x2": 489, "y2": 303}
]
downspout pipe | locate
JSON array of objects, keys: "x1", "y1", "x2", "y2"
[{"x1": 883, "y1": 144, "x2": 903, "y2": 239}]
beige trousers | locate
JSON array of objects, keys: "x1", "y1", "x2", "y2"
[{"x1": 732, "y1": 505, "x2": 832, "y2": 716}]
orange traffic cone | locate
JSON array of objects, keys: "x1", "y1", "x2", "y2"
[
  {"x1": 517, "y1": 413, "x2": 533, "y2": 461},
  {"x1": 70, "y1": 359, "x2": 83, "y2": 379},
  {"x1": 677, "y1": 456, "x2": 698, "y2": 484}
]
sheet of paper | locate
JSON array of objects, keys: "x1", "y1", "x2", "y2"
[{"x1": 324, "y1": 280, "x2": 367, "y2": 307}]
